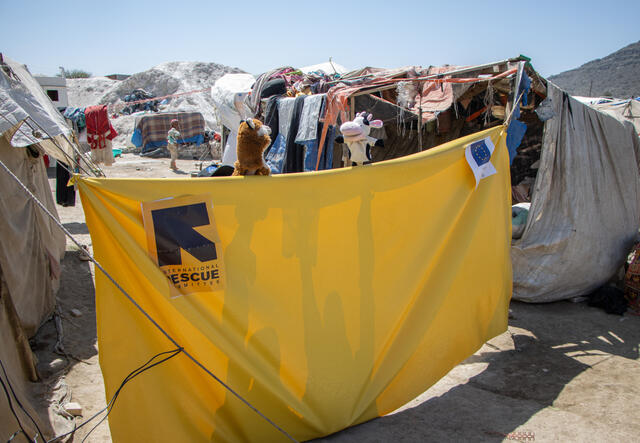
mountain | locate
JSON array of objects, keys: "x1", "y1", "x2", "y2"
[{"x1": 548, "y1": 41, "x2": 640, "y2": 98}]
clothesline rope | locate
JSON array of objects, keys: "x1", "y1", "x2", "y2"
[
  {"x1": 0, "y1": 158, "x2": 299, "y2": 443},
  {"x1": 106, "y1": 88, "x2": 212, "y2": 114}
]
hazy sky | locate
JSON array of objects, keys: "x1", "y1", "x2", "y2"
[{"x1": 1, "y1": 0, "x2": 638, "y2": 78}]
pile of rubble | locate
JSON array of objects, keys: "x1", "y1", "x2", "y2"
[{"x1": 66, "y1": 61, "x2": 246, "y2": 148}]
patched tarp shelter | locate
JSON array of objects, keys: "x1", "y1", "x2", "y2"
[
  {"x1": 0, "y1": 55, "x2": 67, "y2": 440},
  {"x1": 511, "y1": 84, "x2": 640, "y2": 301},
  {"x1": 252, "y1": 58, "x2": 640, "y2": 302}
]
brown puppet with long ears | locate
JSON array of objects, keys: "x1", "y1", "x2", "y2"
[{"x1": 232, "y1": 118, "x2": 272, "y2": 176}]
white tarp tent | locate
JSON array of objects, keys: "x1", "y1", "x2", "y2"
[
  {"x1": 512, "y1": 83, "x2": 640, "y2": 302},
  {"x1": 0, "y1": 55, "x2": 67, "y2": 441},
  {"x1": 210, "y1": 73, "x2": 255, "y2": 166},
  {"x1": 574, "y1": 96, "x2": 640, "y2": 136},
  {"x1": 0, "y1": 55, "x2": 75, "y2": 162},
  {"x1": 300, "y1": 61, "x2": 348, "y2": 75}
]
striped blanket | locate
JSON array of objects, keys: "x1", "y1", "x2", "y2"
[{"x1": 132, "y1": 112, "x2": 205, "y2": 152}]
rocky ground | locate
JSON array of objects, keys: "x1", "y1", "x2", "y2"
[{"x1": 31, "y1": 153, "x2": 640, "y2": 442}]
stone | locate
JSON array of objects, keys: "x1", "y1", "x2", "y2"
[
  {"x1": 70, "y1": 309, "x2": 83, "y2": 317},
  {"x1": 64, "y1": 402, "x2": 83, "y2": 416},
  {"x1": 49, "y1": 358, "x2": 66, "y2": 372}
]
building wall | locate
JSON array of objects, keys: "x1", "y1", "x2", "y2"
[{"x1": 35, "y1": 76, "x2": 69, "y2": 109}]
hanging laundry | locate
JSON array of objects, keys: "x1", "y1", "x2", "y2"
[
  {"x1": 283, "y1": 95, "x2": 307, "y2": 173},
  {"x1": 85, "y1": 105, "x2": 117, "y2": 166},
  {"x1": 265, "y1": 97, "x2": 296, "y2": 173},
  {"x1": 295, "y1": 94, "x2": 324, "y2": 143},
  {"x1": 263, "y1": 96, "x2": 280, "y2": 156},
  {"x1": 55, "y1": 161, "x2": 75, "y2": 207},
  {"x1": 506, "y1": 119, "x2": 527, "y2": 164},
  {"x1": 506, "y1": 65, "x2": 531, "y2": 164},
  {"x1": 266, "y1": 95, "x2": 332, "y2": 174},
  {"x1": 63, "y1": 107, "x2": 86, "y2": 131}
]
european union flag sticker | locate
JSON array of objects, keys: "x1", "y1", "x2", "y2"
[{"x1": 465, "y1": 137, "x2": 497, "y2": 188}]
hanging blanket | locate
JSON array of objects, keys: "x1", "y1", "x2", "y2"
[
  {"x1": 77, "y1": 126, "x2": 512, "y2": 442},
  {"x1": 132, "y1": 112, "x2": 205, "y2": 153}
]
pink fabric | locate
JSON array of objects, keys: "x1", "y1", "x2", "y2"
[
  {"x1": 314, "y1": 66, "x2": 518, "y2": 169},
  {"x1": 410, "y1": 66, "x2": 459, "y2": 122}
]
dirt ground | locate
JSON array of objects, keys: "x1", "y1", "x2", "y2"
[{"x1": 32, "y1": 152, "x2": 640, "y2": 442}]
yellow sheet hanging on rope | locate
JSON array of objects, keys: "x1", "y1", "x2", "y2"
[{"x1": 77, "y1": 126, "x2": 512, "y2": 442}]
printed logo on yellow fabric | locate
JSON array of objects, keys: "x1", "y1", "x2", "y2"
[{"x1": 141, "y1": 194, "x2": 225, "y2": 297}]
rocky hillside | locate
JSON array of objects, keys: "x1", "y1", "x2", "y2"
[
  {"x1": 67, "y1": 61, "x2": 246, "y2": 147},
  {"x1": 548, "y1": 41, "x2": 640, "y2": 98}
]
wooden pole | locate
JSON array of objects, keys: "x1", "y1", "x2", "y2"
[
  {"x1": 343, "y1": 96, "x2": 355, "y2": 167},
  {"x1": 417, "y1": 85, "x2": 423, "y2": 151}
]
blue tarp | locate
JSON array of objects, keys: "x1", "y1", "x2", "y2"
[{"x1": 131, "y1": 128, "x2": 204, "y2": 153}]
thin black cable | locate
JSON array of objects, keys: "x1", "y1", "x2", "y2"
[
  {"x1": 0, "y1": 157, "x2": 299, "y2": 443},
  {"x1": 0, "y1": 371, "x2": 31, "y2": 442},
  {"x1": 0, "y1": 358, "x2": 42, "y2": 442},
  {"x1": 80, "y1": 348, "x2": 183, "y2": 443},
  {"x1": 47, "y1": 348, "x2": 183, "y2": 443}
]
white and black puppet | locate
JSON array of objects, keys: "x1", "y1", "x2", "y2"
[{"x1": 335, "y1": 112, "x2": 384, "y2": 165}]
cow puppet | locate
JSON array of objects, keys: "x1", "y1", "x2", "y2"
[{"x1": 335, "y1": 112, "x2": 384, "y2": 165}]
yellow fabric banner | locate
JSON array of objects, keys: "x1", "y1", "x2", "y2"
[{"x1": 78, "y1": 126, "x2": 512, "y2": 442}]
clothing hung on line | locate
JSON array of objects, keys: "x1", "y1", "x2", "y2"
[
  {"x1": 85, "y1": 105, "x2": 117, "y2": 166},
  {"x1": 56, "y1": 161, "x2": 75, "y2": 207},
  {"x1": 264, "y1": 94, "x2": 333, "y2": 174}
]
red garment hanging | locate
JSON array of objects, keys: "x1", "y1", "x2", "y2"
[{"x1": 85, "y1": 105, "x2": 118, "y2": 150}]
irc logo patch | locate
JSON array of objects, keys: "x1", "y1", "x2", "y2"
[{"x1": 142, "y1": 195, "x2": 225, "y2": 297}]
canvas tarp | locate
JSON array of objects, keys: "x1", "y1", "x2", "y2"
[
  {"x1": 0, "y1": 268, "x2": 54, "y2": 441},
  {"x1": 0, "y1": 56, "x2": 75, "y2": 162},
  {"x1": 77, "y1": 126, "x2": 511, "y2": 442},
  {"x1": 588, "y1": 98, "x2": 640, "y2": 135},
  {"x1": 0, "y1": 127, "x2": 65, "y2": 335},
  {"x1": 210, "y1": 73, "x2": 255, "y2": 165},
  {"x1": 512, "y1": 83, "x2": 640, "y2": 302},
  {"x1": 0, "y1": 125, "x2": 65, "y2": 441}
]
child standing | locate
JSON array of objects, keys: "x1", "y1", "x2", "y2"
[{"x1": 167, "y1": 119, "x2": 181, "y2": 170}]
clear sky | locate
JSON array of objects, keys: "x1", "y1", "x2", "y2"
[{"x1": 1, "y1": 0, "x2": 638, "y2": 78}]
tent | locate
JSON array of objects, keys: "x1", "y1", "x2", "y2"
[
  {"x1": 0, "y1": 55, "x2": 68, "y2": 441},
  {"x1": 512, "y1": 85, "x2": 640, "y2": 301},
  {"x1": 574, "y1": 96, "x2": 640, "y2": 135},
  {"x1": 246, "y1": 58, "x2": 640, "y2": 302},
  {"x1": 0, "y1": 55, "x2": 77, "y2": 165},
  {"x1": 299, "y1": 61, "x2": 348, "y2": 76},
  {"x1": 210, "y1": 73, "x2": 256, "y2": 165}
]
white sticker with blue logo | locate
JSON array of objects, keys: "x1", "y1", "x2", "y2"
[{"x1": 465, "y1": 137, "x2": 497, "y2": 188}]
